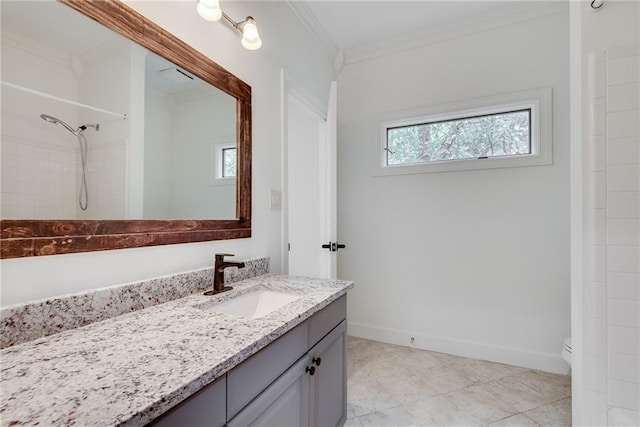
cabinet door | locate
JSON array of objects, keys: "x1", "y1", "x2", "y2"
[
  {"x1": 227, "y1": 356, "x2": 310, "y2": 427},
  {"x1": 309, "y1": 320, "x2": 347, "y2": 427}
]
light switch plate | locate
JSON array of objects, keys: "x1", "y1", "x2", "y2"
[{"x1": 270, "y1": 190, "x2": 282, "y2": 210}]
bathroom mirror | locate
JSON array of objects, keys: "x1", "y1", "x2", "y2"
[{"x1": 0, "y1": 0, "x2": 252, "y2": 258}]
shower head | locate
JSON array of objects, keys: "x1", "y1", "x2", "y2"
[{"x1": 40, "y1": 114, "x2": 78, "y2": 135}]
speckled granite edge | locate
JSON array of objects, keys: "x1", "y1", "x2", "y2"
[{"x1": 0, "y1": 257, "x2": 269, "y2": 349}]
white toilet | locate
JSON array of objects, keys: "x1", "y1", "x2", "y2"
[{"x1": 562, "y1": 337, "x2": 572, "y2": 367}]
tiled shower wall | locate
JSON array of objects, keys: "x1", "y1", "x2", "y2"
[
  {"x1": 585, "y1": 45, "x2": 640, "y2": 425},
  {"x1": 1, "y1": 33, "x2": 131, "y2": 220},
  {"x1": 1, "y1": 125, "x2": 127, "y2": 220},
  {"x1": 1, "y1": 135, "x2": 78, "y2": 219}
]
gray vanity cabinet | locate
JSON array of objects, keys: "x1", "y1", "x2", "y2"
[
  {"x1": 147, "y1": 295, "x2": 347, "y2": 427},
  {"x1": 228, "y1": 319, "x2": 347, "y2": 427}
]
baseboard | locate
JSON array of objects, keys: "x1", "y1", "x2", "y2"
[{"x1": 348, "y1": 322, "x2": 570, "y2": 375}]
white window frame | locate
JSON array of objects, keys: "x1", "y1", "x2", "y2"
[
  {"x1": 377, "y1": 87, "x2": 552, "y2": 176},
  {"x1": 210, "y1": 140, "x2": 236, "y2": 185}
]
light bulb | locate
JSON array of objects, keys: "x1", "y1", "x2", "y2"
[
  {"x1": 241, "y1": 18, "x2": 262, "y2": 50},
  {"x1": 197, "y1": 0, "x2": 222, "y2": 21}
]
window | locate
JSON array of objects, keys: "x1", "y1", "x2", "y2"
[
  {"x1": 211, "y1": 141, "x2": 236, "y2": 183},
  {"x1": 378, "y1": 88, "x2": 552, "y2": 175},
  {"x1": 386, "y1": 109, "x2": 531, "y2": 165},
  {"x1": 221, "y1": 146, "x2": 237, "y2": 178}
]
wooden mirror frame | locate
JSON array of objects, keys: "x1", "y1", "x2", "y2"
[{"x1": 0, "y1": 0, "x2": 252, "y2": 259}]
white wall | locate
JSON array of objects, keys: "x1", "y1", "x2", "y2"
[
  {"x1": 143, "y1": 87, "x2": 235, "y2": 219},
  {"x1": 0, "y1": 1, "x2": 336, "y2": 305},
  {"x1": 573, "y1": 1, "x2": 640, "y2": 425},
  {"x1": 170, "y1": 91, "x2": 236, "y2": 219},
  {"x1": 338, "y1": 12, "x2": 571, "y2": 373}
]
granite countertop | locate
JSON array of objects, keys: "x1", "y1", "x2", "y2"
[{"x1": 0, "y1": 274, "x2": 353, "y2": 426}]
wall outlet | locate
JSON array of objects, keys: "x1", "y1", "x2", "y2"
[{"x1": 270, "y1": 189, "x2": 282, "y2": 210}]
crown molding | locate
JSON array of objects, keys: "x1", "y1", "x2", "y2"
[
  {"x1": 344, "y1": 1, "x2": 569, "y2": 65},
  {"x1": 286, "y1": 0, "x2": 342, "y2": 71}
]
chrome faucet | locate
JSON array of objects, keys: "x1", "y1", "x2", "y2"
[{"x1": 204, "y1": 253, "x2": 245, "y2": 295}]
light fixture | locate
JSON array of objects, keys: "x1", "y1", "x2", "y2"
[
  {"x1": 197, "y1": 0, "x2": 222, "y2": 22},
  {"x1": 196, "y1": 1, "x2": 262, "y2": 50},
  {"x1": 221, "y1": 12, "x2": 262, "y2": 51},
  {"x1": 238, "y1": 17, "x2": 262, "y2": 50}
]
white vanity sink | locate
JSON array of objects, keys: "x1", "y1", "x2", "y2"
[{"x1": 207, "y1": 290, "x2": 301, "y2": 318}]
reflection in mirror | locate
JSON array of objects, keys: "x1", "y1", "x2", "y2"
[
  {"x1": 1, "y1": 0, "x2": 251, "y2": 259},
  {"x1": 1, "y1": 0, "x2": 236, "y2": 220},
  {"x1": 144, "y1": 55, "x2": 236, "y2": 220}
]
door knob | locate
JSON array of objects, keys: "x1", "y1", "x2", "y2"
[
  {"x1": 312, "y1": 357, "x2": 322, "y2": 366},
  {"x1": 306, "y1": 366, "x2": 316, "y2": 376},
  {"x1": 321, "y1": 242, "x2": 346, "y2": 252}
]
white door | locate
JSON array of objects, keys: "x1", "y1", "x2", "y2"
[{"x1": 284, "y1": 80, "x2": 338, "y2": 278}]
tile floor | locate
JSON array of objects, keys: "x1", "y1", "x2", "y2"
[{"x1": 346, "y1": 337, "x2": 572, "y2": 426}]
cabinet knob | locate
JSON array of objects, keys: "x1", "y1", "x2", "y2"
[
  {"x1": 312, "y1": 357, "x2": 322, "y2": 367},
  {"x1": 306, "y1": 366, "x2": 316, "y2": 376}
]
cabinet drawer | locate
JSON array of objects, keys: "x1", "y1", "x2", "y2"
[
  {"x1": 148, "y1": 376, "x2": 225, "y2": 427},
  {"x1": 227, "y1": 320, "x2": 308, "y2": 419},
  {"x1": 308, "y1": 295, "x2": 346, "y2": 348}
]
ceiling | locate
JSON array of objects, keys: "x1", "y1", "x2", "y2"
[
  {"x1": 304, "y1": 1, "x2": 507, "y2": 52},
  {"x1": 1, "y1": 1, "x2": 115, "y2": 58},
  {"x1": 2, "y1": 1, "x2": 563, "y2": 74},
  {"x1": 291, "y1": 1, "x2": 568, "y2": 66},
  {"x1": 2, "y1": 1, "x2": 506, "y2": 56}
]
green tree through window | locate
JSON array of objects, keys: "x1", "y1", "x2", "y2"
[
  {"x1": 223, "y1": 147, "x2": 236, "y2": 178},
  {"x1": 386, "y1": 110, "x2": 530, "y2": 165}
]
